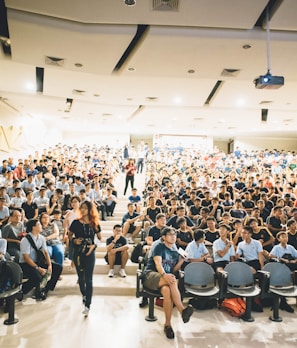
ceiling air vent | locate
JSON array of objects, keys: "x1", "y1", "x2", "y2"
[
  {"x1": 45, "y1": 56, "x2": 65, "y2": 67},
  {"x1": 221, "y1": 69, "x2": 241, "y2": 77},
  {"x1": 72, "y1": 89, "x2": 86, "y2": 95},
  {"x1": 259, "y1": 100, "x2": 273, "y2": 105},
  {"x1": 152, "y1": 0, "x2": 179, "y2": 11},
  {"x1": 146, "y1": 97, "x2": 158, "y2": 102}
]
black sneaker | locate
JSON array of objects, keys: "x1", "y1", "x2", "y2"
[
  {"x1": 182, "y1": 305, "x2": 194, "y2": 323},
  {"x1": 280, "y1": 301, "x2": 294, "y2": 313},
  {"x1": 164, "y1": 325, "x2": 175, "y2": 339},
  {"x1": 139, "y1": 298, "x2": 148, "y2": 308}
]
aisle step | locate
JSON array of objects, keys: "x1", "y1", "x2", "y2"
[
  {"x1": 62, "y1": 258, "x2": 139, "y2": 276},
  {"x1": 55, "y1": 274, "x2": 136, "y2": 297}
]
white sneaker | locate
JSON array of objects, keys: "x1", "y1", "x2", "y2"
[
  {"x1": 119, "y1": 269, "x2": 127, "y2": 278},
  {"x1": 82, "y1": 306, "x2": 89, "y2": 317},
  {"x1": 108, "y1": 269, "x2": 114, "y2": 278}
]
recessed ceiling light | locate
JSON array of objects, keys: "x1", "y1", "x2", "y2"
[
  {"x1": 93, "y1": 94, "x2": 100, "y2": 97},
  {"x1": 236, "y1": 98, "x2": 246, "y2": 107},
  {"x1": 173, "y1": 96, "x2": 182, "y2": 104},
  {"x1": 188, "y1": 69, "x2": 195, "y2": 74},
  {"x1": 74, "y1": 63, "x2": 83, "y2": 68},
  {"x1": 128, "y1": 67, "x2": 135, "y2": 71},
  {"x1": 26, "y1": 82, "x2": 36, "y2": 91},
  {"x1": 242, "y1": 44, "x2": 251, "y2": 49}
]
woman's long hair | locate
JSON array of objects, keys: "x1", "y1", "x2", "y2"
[{"x1": 80, "y1": 200, "x2": 100, "y2": 231}]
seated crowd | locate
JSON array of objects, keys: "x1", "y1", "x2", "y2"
[
  {"x1": 0, "y1": 143, "x2": 297, "y2": 337},
  {"x1": 0, "y1": 144, "x2": 126, "y2": 300},
  {"x1": 136, "y1": 146, "x2": 297, "y2": 336}
]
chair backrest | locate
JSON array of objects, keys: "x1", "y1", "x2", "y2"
[
  {"x1": 263, "y1": 262, "x2": 292, "y2": 288},
  {"x1": 184, "y1": 262, "x2": 216, "y2": 289},
  {"x1": 224, "y1": 262, "x2": 254, "y2": 288}
]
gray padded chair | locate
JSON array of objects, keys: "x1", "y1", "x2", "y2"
[
  {"x1": 184, "y1": 262, "x2": 219, "y2": 297},
  {"x1": 260, "y1": 262, "x2": 297, "y2": 322},
  {"x1": 220, "y1": 262, "x2": 261, "y2": 322}
]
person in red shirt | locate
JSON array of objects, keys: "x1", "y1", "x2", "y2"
[
  {"x1": 13, "y1": 162, "x2": 26, "y2": 181},
  {"x1": 123, "y1": 158, "x2": 136, "y2": 195}
]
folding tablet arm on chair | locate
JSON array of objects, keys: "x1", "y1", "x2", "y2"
[{"x1": 0, "y1": 261, "x2": 23, "y2": 325}]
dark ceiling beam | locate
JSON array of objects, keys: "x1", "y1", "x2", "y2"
[{"x1": 113, "y1": 24, "x2": 149, "y2": 73}]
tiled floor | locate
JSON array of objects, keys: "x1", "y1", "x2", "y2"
[{"x1": 1, "y1": 294, "x2": 297, "y2": 348}]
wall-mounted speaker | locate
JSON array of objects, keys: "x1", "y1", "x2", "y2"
[
  {"x1": 36, "y1": 67, "x2": 44, "y2": 93},
  {"x1": 261, "y1": 108, "x2": 268, "y2": 122}
]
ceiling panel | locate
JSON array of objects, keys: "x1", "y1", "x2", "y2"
[
  {"x1": 6, "y1": 0, "x2": 269, "y2": 29},
  {"x1": 270, "y1": 0, "x2": 297, "y2": 31},
  {"x1": 1, "y1": 0, "x2": 297, "y2": 140}
]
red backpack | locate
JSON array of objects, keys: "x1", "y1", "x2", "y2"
[{"x1": 220, "y1": 298, "x2": 246, "y2": 317}]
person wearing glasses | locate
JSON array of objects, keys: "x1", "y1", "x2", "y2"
[{"x1": 143, "y1": 226, "x2": 193, "y2": 339}]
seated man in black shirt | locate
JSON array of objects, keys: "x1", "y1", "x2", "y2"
[
  {"x1": 187, "y1": 197, "x2": 201, "y2": 224},
  {"x1": 167, "y1": 206, "x2": 194, "y2": 229},
  {"x1": 105, "y1": 224, "x2": 129, "y2": 278}
]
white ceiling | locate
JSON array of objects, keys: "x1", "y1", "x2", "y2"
[{"x1": 1, "y1": 0, "x2": 297, "y2": 140}]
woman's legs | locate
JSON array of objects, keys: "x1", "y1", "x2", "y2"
[
  {"x1": 73, "y1": 252, "x2": 96, "y2": 309},
  {"x1": 124, "y1": 175, "x2": 134, "y2": 195},
  {"x1": 123, "y1": 176, "x2": 129, "y2": 195},
  {"x1": 84, "y1": 252, "x2": 96, "y2": 308},
  {"x1": 73, "y1": 253, "x2": 86, "y2": 299},
  {"x1": 130, "y1": 175, "x2": 135, "y2": 190}
]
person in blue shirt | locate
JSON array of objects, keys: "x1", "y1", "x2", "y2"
[
  {"x1": 268, "y1": 231, "x2": 297, "y2": 313},
  {"x1": 235, "y1": 226, "x2": 264, "y2": 273},
  {"x1": 128, "y1": 188, "x2": 142, "y2": 213},
  {"x1": 269, "y1": 231, "x2": 297, "y2": 271},
  {"x1": 144, "y1": 227, "x2": 193, "y2": 339},
  {"x1": 213, "y1": 223, "x2": 235, "y2": 273},
  {"x1": 185, "y1": 229, "x2": 211, "y2": 264}
]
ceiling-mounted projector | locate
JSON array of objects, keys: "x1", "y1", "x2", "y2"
[
  {"x1": 254, "y1": 72, "x2": 284, "y2": 89},
  {"x1": 253, "y1": 6, "x2": 284, "y2": 90}
]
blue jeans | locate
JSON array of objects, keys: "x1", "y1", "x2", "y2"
[
  {"x1": 73, "y1": 250, "x2": 96, "y2": 308},
  {"x1": 47, "y1": 243, "x2": 65, "y2": 266}
]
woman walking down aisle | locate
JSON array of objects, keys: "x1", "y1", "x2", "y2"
[
  {"x1": 123, "y1": 158, "x2": 136, "y2": 195},
  {"x1": 69, "y1": 201, "x2": 101, "y2": 317}
]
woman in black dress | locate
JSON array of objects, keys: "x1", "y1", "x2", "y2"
[{"x1": 69, "y1": 200, "x2": 101, "y2": 317}]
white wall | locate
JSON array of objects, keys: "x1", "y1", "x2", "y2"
[
  {"x1": 214, "y1": 140, "x2": 228, "y2": 154},
  {"x1": 62, "y1": 131, "x2": 130, "y2": 149},
  {"x1": 234, "y1": 137, "x2": 297, "y2": 152}
]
